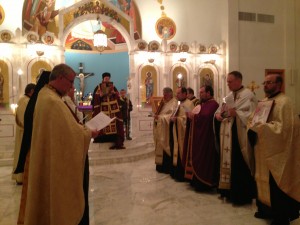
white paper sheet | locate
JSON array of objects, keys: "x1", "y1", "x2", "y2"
[{"x1": 85, "y1": 112, "x2": 116, "y2": 131}]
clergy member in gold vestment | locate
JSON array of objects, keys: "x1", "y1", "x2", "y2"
[
  {"x1": 169, "y1": 87, "x2": 194, "y2": 181},
  {"x1": 12, "y1": 83, "x2": 35, "y2": 184},
  {"x1": 154, "y1": 87, "x2": 178, "y2": 174},
  {"x1": 248, "y1": 74, "x2": 300, "y2": 225},
  {"x1": 23, "y1": 64, "x2": 98, "y2": 225}
]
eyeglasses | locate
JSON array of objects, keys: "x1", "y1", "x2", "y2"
[{"x1": 262, "y1": 81, "x2": 277, "y2": 85}]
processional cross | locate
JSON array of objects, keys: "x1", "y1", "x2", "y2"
[{"x1": 76, "y1": 62, "x2": 94, "y2": 100}]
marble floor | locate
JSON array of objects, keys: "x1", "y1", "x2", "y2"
[{"x1": 0, "y1": 140, "x2": 282, "y2": 225}]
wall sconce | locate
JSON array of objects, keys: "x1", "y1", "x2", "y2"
[
  {"x1": 147, "y1": 52, "x2": 159, "y2": 63},
  {"x1": 147, "y1": 51, "x2": 154, "y2": 63},
  {"x1": 35, "y1": 41, "x2": 44, "y2": 56},
  {"x1": 179, "y1": 52, "x2": 187, "y2": 62},
  {"x1": 148, "y1": 58, "x2": 154, "y2": 63},
  {"x1": 179, "y1": 57, "x2": 186, "y2": 62}
]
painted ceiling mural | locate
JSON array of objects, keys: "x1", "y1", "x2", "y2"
[
  {"x1": 22, "y1": 0, "x2": 141, "y2": 51},
  {"x1": 22, "y1": 0, "x2": 60, "y2": 37}
]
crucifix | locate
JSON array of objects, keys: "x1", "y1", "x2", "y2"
[
  {"x1": 247, "y1": 80, "x2": 260, "y2": 93},
  {"x1": 76, "y1": 62, "x2": 94, "y2": 100}
]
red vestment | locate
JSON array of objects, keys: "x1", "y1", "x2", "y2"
[{"x1": 183, "y1": 99, "x2": 219, "y2": 188}]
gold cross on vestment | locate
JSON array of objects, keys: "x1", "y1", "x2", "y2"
[
  {"x1": 247, "y1": 80, "x2": 260, "y2": 93},
  {"x1": 235, "y1": 95, "x2": 241, "y2": 101},
  {"x1": 225, "y1": 147, "x2": 230, "y2": 153},
  {"x1": 223, "y1": 161, "x2": 230, "y2": 168},
  {"x1": 224, "y1": 175, "x2": 230, "y2": 182}
]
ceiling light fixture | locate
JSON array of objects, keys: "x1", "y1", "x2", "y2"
[{"x1": 93, "y1": 17, "x2": 107, "y2": 53}]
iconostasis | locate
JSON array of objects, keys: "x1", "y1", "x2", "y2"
[{"x1": 0, "y1": 0, "x2": 226, "y2": 141}]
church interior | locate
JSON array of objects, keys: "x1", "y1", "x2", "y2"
[{"x1": 0, "y1": 0, "x2": 299, "y2": 224}]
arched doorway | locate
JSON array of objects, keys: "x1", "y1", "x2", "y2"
[{"x1": 59, "y1": 1, "x2": 140, "y2": 99}]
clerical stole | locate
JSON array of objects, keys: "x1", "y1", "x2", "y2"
[
  {"x1": 219, "y1": 117, "x2": 233, "y2": 189},
  {"x1": 154, "y1": 98, "x2": 178, "y2": 165},
  {"x1": 183, "y1": 119, "x2": 194, "y2": 180},
  {"x1": 100, "y1": 96, "x2": 120, "y2": 135},
  {"x1": 218, "y1": 88, "x2": 257, "y2": 190},
  {"x1": 172, "y1": 99, "x2": 194, "y2": 166}
]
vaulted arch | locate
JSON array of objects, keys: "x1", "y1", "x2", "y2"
[{"x1": 59, "y1": 0, "x2": 136, "y2": 52}]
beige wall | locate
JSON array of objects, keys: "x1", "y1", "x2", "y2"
[
  {"x1": 135, "y1": 0, "x2": 228, "y2": 45},
  {"x1": 232, "y1": 0, "x2": 299, "y2": 114},
  {"x1": 0, "y1": 0, "x2": 298, "y2": 110},
  {"x1": 136, "y1": 0, "x2": 299, "y2": 114},
  {"x1": 220, "y1": 0, "x2": 299, "y2": 113}
]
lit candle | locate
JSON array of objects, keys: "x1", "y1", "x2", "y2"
[
  {"x1": 177, "y1": 73, "x2": 183, "y2": 87},
  {"x1": 10, "y1": 103, "x2": 18, "y2": 115}
]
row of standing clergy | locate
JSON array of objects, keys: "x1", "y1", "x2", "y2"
[{"x1": 153, "y1": 71, "x2": 300, "y2": 225}]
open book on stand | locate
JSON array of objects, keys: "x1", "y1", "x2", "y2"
[{"x1": 250, "y1": 99, "x2": 274, "y2": 127}]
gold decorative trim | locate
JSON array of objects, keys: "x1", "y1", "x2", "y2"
[
  {"x1": 137, "y1": 40, "x2": 147, "y2": 51},
  {"x1": 155, "y1": 16, "x2": 176, "y2": 40},
  {"x1": 0, "y1": 4, "x2": 5, "y2": 25},
  {"x1": 26, "y1": 32, "x2": 39, "y2": 43},
  {"x1": 148, "y1": 41, "x2": 160, "y2": 52},
  {"x1": 208, "y1": 44, "x2": 218, "y2": 54},
  {"x1": 179, "y1": 42, "x2": 189, "y2": 52},
  {"x1": 42, "y1": 33, "x2": 55, "y2": 45},
  {"x1": 199, "y1": 44, "x2": 207, "y2": 53},
  {"x1": 0, "y1": 30, "x2": 12, "y2": 42},
  {"x1": 168, "y1": 42, "x2": 178, "y2": 53}
]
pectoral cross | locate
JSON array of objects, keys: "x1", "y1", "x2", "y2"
[
  {"x1": 247, "y1": 80, "x2": 260, "y2": 93},
  {"x1": 76, "y1": 62, "x2": 94, "y2": 100}
]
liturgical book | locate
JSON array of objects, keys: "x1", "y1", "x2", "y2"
[
  {"x1": 250, "y1": 99, "x2": 274, "y2": 127},
  {"x1": 85, "y1": 112, "x2": 116, "y2": 131}
]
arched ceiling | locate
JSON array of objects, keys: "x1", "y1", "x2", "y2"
[{"x1": 22, "y1": 0, "x2": 142, "y2": 52}]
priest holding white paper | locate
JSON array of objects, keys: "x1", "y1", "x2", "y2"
[
  {"x1": 85, "y1": 112, "x2": 116, "y2": 131},
  {"x1": 91, "y1": 72, "x2": 125, "y2": 149}
]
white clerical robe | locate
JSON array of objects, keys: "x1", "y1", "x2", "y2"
[
  {"x1": 218, "y1": 87, "x2": 257, "y2": 189},
  {"x1": 24, "y1": 85, "x2": 91, "y2": 225}
]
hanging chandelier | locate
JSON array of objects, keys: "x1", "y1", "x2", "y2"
[
  {"x1": 71, "y1": 18, "x2": 107, "y2": 53},
  {"x1": 93, "y1": 17, "x2": 107, "y2": 52},
  {"x1": 93, "y1": 29, "x2": 107, "y2": 52}
]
